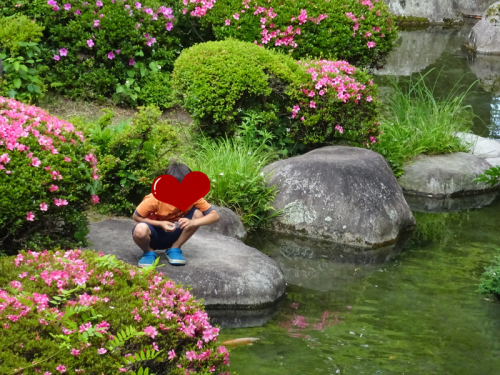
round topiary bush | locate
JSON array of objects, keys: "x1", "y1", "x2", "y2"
[
  {"x1": 0, "y1": 97, "x2": 98, "y2": 254},
  {"x1": 0, "y1": 249, "x2": 230, "y2": 374},
  {"x1": 172, "y1": 39, "x2": 380, "y2": 149},
  {"x1": 193, "y1": 0, "x2": 398, "y2": 67}
]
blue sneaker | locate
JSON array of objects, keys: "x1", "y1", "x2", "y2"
[
  {"x1": 138, "y1": 251, "x2": 158, "y2": 268},
  {"x1": 165, "y1": 248, "x2": 186, "y2": 266}
]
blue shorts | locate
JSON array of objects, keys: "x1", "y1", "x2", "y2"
[{"x1": 132, "y1": 206, "x2": 198, "y2": 250}]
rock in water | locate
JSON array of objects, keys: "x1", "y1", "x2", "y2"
[
  {"x1": 85, "y1": 219, "x2": 285, "y2": 308},
  {"x1": 262, "y1": 146, "x2": 416, "y2": 249},
  {"x1": 398, "y1": 152, "x2": 497, "y2": 197},
  {"x1": 468, "y1": 1, "x2": 500, "y2": 54}
]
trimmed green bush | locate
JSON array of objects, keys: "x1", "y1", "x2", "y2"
[
  {"x1": 173, "y1": 39, "x2": 380, "y2": 150},
  {"x1": 74, "y1": 106, "x2": 182, "y2": 215},
  {"x1": 0, "y1": 249, "x2": 230, "y2": 374},
  {"x1": 0, "y1": 14, "x2": 44, "y2": 55},
  {"x1": 137, "y1": 71, "x2": 175, "y2": 109},
  {"x1": 0, "y1": 97, "x2": 98, "y2": 255},
  {"x1": 195, "y1": 0, "x2": 398, "y2": 67}
]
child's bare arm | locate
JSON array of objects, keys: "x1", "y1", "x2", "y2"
[
  {"x1": 133, "y1": 211, "x2": 176, "y2": 232},
  {"x1": 178, "y1": 210, "x2": 219, "y2": 230}
]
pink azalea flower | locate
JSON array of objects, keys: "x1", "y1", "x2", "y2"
[
  {"x1": 135, "y1": 1, "x2": 142, "y2": 9},
  {"x1": 97, "y1": 348, "x2": 107, "y2": 354},
  {"x1": 129, "y1": 58, "x2": 136, "y2": 66},
  {"x1": 233, "y1": 13, "x2": 240, "y2": 20},
  {"x1": 115, "y1": 49, "x2": 121, "y2": 54},
  {"x1": 225, "y1": 19, "x2": 231, "y2": 26},
  {"x1": 50, "y1": 185, "x2": 58, "y2": 192},
  {"x1": 40, "y1": 202, "x2": 48, "y2": 211},
  {"x1": 93, "y1": 20, "x2": 100, "y2": 27},
  {"x1": 144, "y1": 326, "x2": 158, "y2": 338},
  {"x1": 91, "y1": 195, "x2": 100, "y2": 204},
  {"x1": 87, "y1": 39, "x2": 94, "y2": 48},
  {"x1": 367, "y1": 41, "x2": 376, "y2": 48},
  {"x1": 47, "y1": 0, "x2": 57, "y2": 5},
  {"x1": 166, "y1": 21, "x2": 173, "y2": 31},
  {"x1": 71, "y1": 348, "x2": 80, "y2": 356},
  {"x1": 96, "y1": 0, "x2": 103, "y2": 6},
  {"x1": 54, "y1": 55, "x2": 60, "y2": 61},
  {"x1": 107, "y1": 52, "x2": 114, "y2": 59},
  {"x1": 64, "y1": 3, "x2": 71, "y2": 10},
  {"x1": 168, "y1": 350, "x2": 176, "y2": 360},
  {"x1": 366, "y1": 96, "x2": 373, "y2": 102},
  {"x1": 59, "y1": 48, "x2": 68, "y2": 56},
  {"x1": 64, "y1": 156, "x2": 71, "y2": 162},
  {"x1": 335, "y1": 124, "x2": 344, "y2": 134},
  {"x1": 75, "y1": 9, "x2": 81, "y2": 15},
  {"x1": 309, "y1": 101, "x2": 316, "y2": 108},
  {"x1": 54, "y1": 198, "x2": 68, "y2": 207},
  {"x1": 56, "y1": 365, "x2": 66, "y2": 373}
]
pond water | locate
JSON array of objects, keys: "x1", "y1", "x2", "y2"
[
  {"x1": 374, "y1": 21, "x2": 500, "y2": 138},
  {"x1": 217, "y1": 24, "x2": 500, "y2": 375}
]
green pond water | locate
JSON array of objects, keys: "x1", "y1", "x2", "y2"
[
  {"x1": 219, "y1": 195, "x2": 500, "y2": 375},
  {"x1": 218, "y1": 25, "x2": 500, "y2": 375}
]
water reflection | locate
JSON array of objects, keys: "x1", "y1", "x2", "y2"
[
  {"x1": 405, "y1": 191, "x2": 499, "y2": 213},
  {"x1": 373, "y1": 24, "x2": 500, "y2": 138}
]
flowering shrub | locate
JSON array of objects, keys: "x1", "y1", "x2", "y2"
[
  {"x1": 196, "y1": 0, "x2": 398, "y2": 67},
  {"x1": 0, "y1": 97, "x2": 98, "y2": 254},
  {"x1": 173, "y1": 39, "x2": 380, "y2": 148},
  {"x1": 1, "y1": 0, "x2": 180, "y2": 103},
  {"x1": 287, "y1": 59, "x2": 379, "y2": 146},
  {"x1": 0, "y1": 249, "x2": 230, "y2": 374}
]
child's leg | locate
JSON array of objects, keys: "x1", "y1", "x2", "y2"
[
  {"x1": 170, "y1": 209, "x2": 203, "y2": 249},
  {"x1": 132, "y1": 223, "x2": 154, "y2": 253}
]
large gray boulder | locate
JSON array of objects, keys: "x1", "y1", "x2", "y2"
[
  {"x1": 85, "y1": 219, "x2": 285, "y2": 308},
  {"x1": 457, "y1": 0, "x2": 498, "y2": 16},
  {"x1": 262, "y1": 146, "x2": 416, "y2": 249},
  {"x1": 383, "y1": 0, "x2": 461, "y2": 23},
  {"x1": 468, "y1": 1, "x2": 500, "y2": 54},
  {"x1": 198, "y1": 205, "x2": 247, "y2": 240},
  {"x1": 468, "y1": 54, "x2": 500, "y2": 95},
  {"x1": 398, "y1": 152, "x2": 497, "y2": 197}
]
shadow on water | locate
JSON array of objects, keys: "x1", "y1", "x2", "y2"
[{"x1": 219, "y1": 195, "x2": 500, "y2": 374}]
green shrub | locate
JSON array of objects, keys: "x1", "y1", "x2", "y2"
[
  {"x1": 195, "y1": 0, "x2": 398, "y2": 67},
  {"x1": 479, "y1": 255, "x2": 500, "y2": 296},
  {"x1": 0, "y1": 14, "x2": 44, "y2": 55},
  {"x1": 75, "y1": 106, "x2": 182, "y2": 215},
  {"x1": 138, "y1": 71, "x2": 174, "y2": 109},
  {"x1": 1, "y1": 0, "x2": 180, "y2": 104},
  {"x1": 173, "y1": 39, "x2": 380, "y2": 150},
  {"x1": 188, "y1": 135, "x2": 279, "y2": 230},
  {"x1": 0, "y1": 249, "x2": 230, "y2": 374},
  {"x1": 0, "y1": 97, "x2": 98, "y2": 255},
  {"x1": 375, "y1": 72, "x2": 475, "y2": 176}
]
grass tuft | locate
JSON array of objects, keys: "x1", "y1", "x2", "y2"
[{"x1": 376, "y1": 70, "x2": 476, "y2": 176}]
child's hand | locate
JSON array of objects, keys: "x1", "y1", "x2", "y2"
[
  {"x1": 160, "y1": 221, "x2": 176, "y2": 232},
  {"x1": 178, "y1": 218, "x2": 198, "y2": 230}
]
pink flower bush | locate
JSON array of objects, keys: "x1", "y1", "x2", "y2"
[
  {"x1": 0, "y1": 97, "x2": 99, "y2": 252},
  {"x1": 0, "y1": 250, "x2": 229, "y2": 374}
]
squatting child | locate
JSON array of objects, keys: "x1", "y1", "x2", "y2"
[{"x1": 132, "y1": 162, "x2": 219, "y2": 267}]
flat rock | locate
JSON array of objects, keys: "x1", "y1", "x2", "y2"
[
  {"x1": 383, "y1": 0, "x2": 461, "y2": 23},
  {"x1": 455, "y1": 132, "x2": 500, "y2": 166},
  {"x1": 467, "y1": 1, "x2": 500, "y2": 54},
  {"x1": 198, "y1": 205, "x2": 247, "y2": 240},
  {"x1": 84, "y1": 219, "x2": 285, "y2": 308},
  {"x1": 398, "y1": 152, "x2": 496, "y2": 197},
  {"x1": 405, "y1": 191, "x2": 499, "y2": 212},
  {"x1": 263, "y1": 146, "x2": 416, "y2": 249}
]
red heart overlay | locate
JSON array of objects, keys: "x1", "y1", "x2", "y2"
[{"x1": 151, "y1": 172, "x2": 211, "y2": 212}]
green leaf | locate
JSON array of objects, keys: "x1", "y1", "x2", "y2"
[
  {"x1": 27, "y1": 83, "x2": 35, "y2": 92},
  {"x1": 13, "y1": 78, "x2": 22, "y2": 89},
  {"x1": 116, "y1": 86, "x2": 124, "y2": 94}
]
